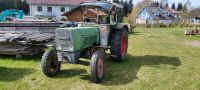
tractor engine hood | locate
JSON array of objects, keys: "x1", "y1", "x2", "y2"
[
  {"x1": 55, "y1": 27, "x2": 100, "y2": 52},
  {"x1": 55, "y1": 27, "x2": 100, "y2": 64}
]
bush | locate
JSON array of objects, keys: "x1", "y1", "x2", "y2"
[
  {"x1": 146, "y1": 25, "x2": 151, "y2": 28},
  {"x1": 178, "y1": 23, "x2": 190, "y2": 27},
  {"x1": 159, "y1": 23, "x2": 167, "y2": 27},
  {"x1": 60, "y1": 18, "x2": 66, "y2": 21}
]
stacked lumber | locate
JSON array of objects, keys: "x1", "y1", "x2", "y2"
[
  {"x1": 185, "y1": 29, "x2": 200, "y2": 35},
  {"x1": 0, "y1": 31, "x2": 54, "y2": 55}
]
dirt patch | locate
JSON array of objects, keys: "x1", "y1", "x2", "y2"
[{"x1": 185, "y1": 41, "x2": 200, "y2": 47}]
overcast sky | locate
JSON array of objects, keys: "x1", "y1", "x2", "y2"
[{"x1": 109, "y1": 0, "x2": 199, "y2": 8}]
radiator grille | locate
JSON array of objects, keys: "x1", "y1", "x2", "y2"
[{"x1": 55, "y1": 29, "x2": 73, "y2": 51}]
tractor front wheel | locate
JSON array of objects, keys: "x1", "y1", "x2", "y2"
[
  {"x1": 110, "y1": 28, "x2": 128, "y2": 62},
  {"x1": 41, "y1": 50, "x2": 61, "y2": 77},
  {"x1": 90, "y1": 50, "x2": 105, "y2": 83}
]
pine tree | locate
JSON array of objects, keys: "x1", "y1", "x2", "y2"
[
  {"x1": 159, "y1": 1, "x2": 162, "y2": 8},
  {"x1": 156, "y1": 1, "x2": 159, "y2": 7},
  {"x1": 165, "y1": 3, "x2": 169, "y2": 8},
  {"x1": 113, "y1": 0, "x2": 120, "y2": 4},
  {"x1": 120, "y1": 0, "x2": 124, "y2": 5},
  {"x1": 183, "y1": 4, "x2": 187, "y2": 11},
  {"x1": 177, "y1": 3, "x2": 183, "y2": 11},
  {"x1": 123, "y1": 0, "x2": 128, "y2": 16},
  {"x1": 150, "y1": 1, "x2": 157, "y2": 7},
  {"x1": 171, "y1": 2, "x2": 176, "y2": 9},
  {"x1": 128, "y1": 0, "x2": 133, "y2": 13}
]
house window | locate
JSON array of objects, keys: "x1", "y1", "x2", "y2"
[
  {"x1": 61, "y1": 7, "x2": 65, "y2": 12},
  {"x1": 37, "y1": 6, "x2": 42, "y2": 12},
  {"x1": 47, "y1": 7, "x2": 52, "y2": 12}
]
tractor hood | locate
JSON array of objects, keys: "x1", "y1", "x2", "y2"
[{"x1": 55, "y1": 27, "x2": 100, "y2": 52}]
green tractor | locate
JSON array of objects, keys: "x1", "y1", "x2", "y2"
[{"x1": 41, "y1": 2, "x2": 131, "y2": 83}]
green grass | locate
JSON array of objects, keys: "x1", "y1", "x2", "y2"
[{"x1": 0, "y1": 27, "x2": 200, "y2": 90}]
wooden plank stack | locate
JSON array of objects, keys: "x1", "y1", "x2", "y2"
[
  {"x1": 0, "y1": 22, "x2": 63, "y2": 56},
  {"x1": 0, "y1": 31, "x2": 54, "y2": 55},
  {"x1": 185, "y1": 29, "x2": 200, "y2": 35}
]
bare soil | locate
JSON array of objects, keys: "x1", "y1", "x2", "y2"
[{"x1": 185, "y1": 41, "x2": 200, "y2": 47}]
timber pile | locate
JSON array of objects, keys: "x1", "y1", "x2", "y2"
[
  {"x1": 0, "y1": 31, "x2": 54, "y2": 55},
  {"x1": 0, "y1": 21, "x2": 76, "y2": 56},
  {"x1": 0, "y1": 22, "x2": 64, "y2": 35}
]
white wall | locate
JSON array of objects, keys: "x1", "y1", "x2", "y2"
[
  {"x1": 29, "y1": 4, "x2": 75, "y2": 20},
  {"x1": 136, "y1": 18, "x2": 147, "y2": 25},
  {"x1": 159, "y1": 20, "x2": 172, "y2": 25}
]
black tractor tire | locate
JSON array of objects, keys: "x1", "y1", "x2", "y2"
[
  {"x1": 110, "y1": 28, "x2": 128, "y2": 62},
  {"x1": 90, "y1": 50, "x2": 105, "y2": 83},
  {"x1": 41, "y1": 50, "x2": 61, "y2": 77}
]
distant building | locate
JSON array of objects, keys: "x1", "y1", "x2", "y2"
[
  {"x1": 63, "y1": 7, "x2": 108, "y2": 23},
  {"x1": 190, "y1": 17, "x2": 200, "y2": 23},
  {"x1": 166, "y1": 8, "x2": 180, "y2": 18},
  {"x1": 27, "y1": 0, "x2": 95, "y2": 21},
  {"x1": 136, "y1": 6, "x2": 180, "y2": 26}
]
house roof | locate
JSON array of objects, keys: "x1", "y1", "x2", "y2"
[
  {"x1": 63, "y1": 7, "x2": 108, "y2": 16},
  {"x1": 87, "y1": 9, "x2": 108, "y2": 16},
  {"x1": 146, "y1": 7, "x2": 160, "y2": 13},
  {"x1": 26, "y1": 0, "x2": 95, "y2": 6},
  {"x1": 167, "y1": 8, "x2": 180, "y2": 14}
]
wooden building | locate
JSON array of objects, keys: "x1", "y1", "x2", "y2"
[{"x1": 63, "y1": 7, "x2": 108, "y2": 23}]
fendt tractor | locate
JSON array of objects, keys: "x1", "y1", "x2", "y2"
[{"x1": 41, "y1": 1, "x2": 131, "y2": 83}]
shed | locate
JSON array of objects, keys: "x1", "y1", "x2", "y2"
[{"x1": 63, "y1": 6, "x2": 108, "y2": 22}]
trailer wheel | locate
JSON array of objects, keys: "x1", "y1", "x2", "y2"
[
  {"x1": 110, "y1": 28, "x2": 128, "y2": 62},
  {"x1": 90, "y1": 50, "x2": 105, "y2": 83},
  {"x1": 41, "y1": 50, "x2": 61, "y2": 77}
]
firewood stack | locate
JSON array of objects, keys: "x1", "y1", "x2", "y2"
[{"x1": 185, "y1": 29, "x2": 200, "y2": 35}]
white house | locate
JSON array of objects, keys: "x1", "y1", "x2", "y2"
[
  {"x1": 136, "y1": 6, "x2": 180, "y2": 26},
  {"x1": 190, "y1": 17, "x2": 200, "y2": 23},
  {"x1": 27, "y1": 0, "x2": 95, "y2": 21}
]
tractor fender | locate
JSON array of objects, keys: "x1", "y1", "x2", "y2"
[{"x1": 113, "y1": 23, "x2": 131, "y2": 33}]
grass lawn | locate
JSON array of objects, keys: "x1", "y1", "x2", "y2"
[{"x1": 0, "y1": 27, "x2": 200, "y2": 90}]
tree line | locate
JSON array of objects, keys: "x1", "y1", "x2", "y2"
[
  {"x1": 0, "y1": 0, "x2": 29, "y2": 14},
  {"x1": 113, "y1": 0, "x2": 134, "y2": 16},
  {"x1": 150, "y1": 1, "x2": 188, "y2": 11}
]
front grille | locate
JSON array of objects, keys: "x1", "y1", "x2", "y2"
[{"x1": 55, "y1": 29, "x2": 73, "y2": 51}]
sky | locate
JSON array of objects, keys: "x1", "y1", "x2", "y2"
[{"x1": 110, "y1": 0, "x2": 200, "y2": 8}]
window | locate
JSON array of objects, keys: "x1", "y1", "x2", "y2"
[
  {"x1": 61, "y1": 7, "x2": 65, "y2": 12},
  {"x1": 47, "y1": 7, "x2": 52, "y2": 12},
  {"x1": 37, "y1": 6, "x2": 42, "y2": 12}
]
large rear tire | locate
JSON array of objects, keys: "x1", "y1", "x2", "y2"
[
  {"x1": 90, "y1": 50, "x2": 105, "y2": 83},
  {"x1": 110, "y1": 28, "x2": 128, "y2": 62},
  {"x1": 41, "y1": 50, "x2": 61, "y2": 77}
]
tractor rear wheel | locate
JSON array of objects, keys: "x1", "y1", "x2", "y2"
[
  {"x1": 110, "y1": 28, "x2": 128, "y2": 62},
  {"x1": 41, "y1": 50, "x2": 61, "y2": 77},
  {"x1": 90, "y1": 50, "x2": 105, "y2": 83}
]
